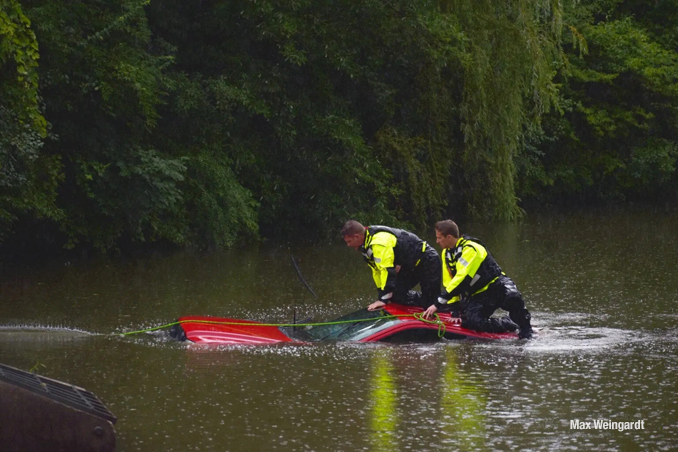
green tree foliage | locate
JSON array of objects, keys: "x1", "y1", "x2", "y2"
[
  {"x1": 147, "y1": 0, "x2": 404, "y2": 235},
  {"x1": 20, "y1": 0, "x2": 193, "y2": 251},
  {"x1": 1, "y1": 0, "x2": 585, "y2": 254},
  {"x1": 148, "y1": 0, "x2": 564, "y2": 233},
  {"x1": 447, "y1": 0, "x2": 563, "y2": 220},
  {"x1": 518, "y1": 0, "x2": 678, "y2": 204},
  {"x1": 0, "y1": 0, "x2": 61, "y2": 241}
]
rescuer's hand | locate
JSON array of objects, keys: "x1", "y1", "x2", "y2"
[
  {"x1": 368, "y1": 301, "x2": 386, "y2": 311},
  {"x1": 423, "y1": 304, "x2": 438, "y2": 319}
]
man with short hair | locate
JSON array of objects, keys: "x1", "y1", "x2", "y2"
[
  {"x1": 424, "y1": 220, "x2": 534, "y2": 339},
  {"x1": 342, "y1": 220, "x2": 441, "y2": 311}
]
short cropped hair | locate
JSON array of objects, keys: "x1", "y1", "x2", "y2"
[
  {"x1": 435, "y1": 220, "x2": 459, "y2": 238},
  {"x1": 341, "y1": 220, "x2": 365, "y2": 237}
]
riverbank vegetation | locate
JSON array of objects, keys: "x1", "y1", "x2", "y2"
[{"x1": 2, "y1": 0, "x2": 677, "y2": 255}]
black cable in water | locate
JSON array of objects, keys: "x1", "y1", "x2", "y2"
[
  {"x1": 290, "y1": 255, "x2": 318, "y2": 298},
  {"x1": 290, "y1": 255, "x2": 317, "y2": 329}
]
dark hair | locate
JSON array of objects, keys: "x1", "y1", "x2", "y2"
[
  {"x1": 434, "y1": 220, "x2": 459, "y2": 238},
  {"x1": 341, "y1": 220, "x2": 365, "y2": 237}
]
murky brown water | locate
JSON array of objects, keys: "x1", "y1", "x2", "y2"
[{"x1": 1, "y1": 209, "x2": 677, "y2": 451}]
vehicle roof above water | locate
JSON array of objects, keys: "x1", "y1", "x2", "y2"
[
  {"x1": 175, "y1": 303, "x2": 519, "y2": 345},
  {"x1": 177, "y1": 315, "x2": 295, "y2": 345}
]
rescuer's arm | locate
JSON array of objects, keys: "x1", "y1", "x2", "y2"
[
  {"x1": 370, "y1": 243, "x2": 397, "y2": 302},
  {"x1": 423, "y1": 247, "x2": 476, "y2": 319}
]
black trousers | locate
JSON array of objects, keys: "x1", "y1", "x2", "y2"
[
  {"x1": 461, "y1": 276, "x2": 532, "y2": 333},
  {"x1": 391, "y1": 245, "x2": 441, "y2": 309}
]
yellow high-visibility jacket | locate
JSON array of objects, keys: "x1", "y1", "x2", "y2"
[
  {"x1": 438, "y1": 236, "x2": 503, "y2": 306},
  {"x1": 360, "y1": 226, "x2": 425, "y2": 302}
]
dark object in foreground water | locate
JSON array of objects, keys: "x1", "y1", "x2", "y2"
[{"x1": 0, "y1": 362, "x2": 117, "y2": 452}]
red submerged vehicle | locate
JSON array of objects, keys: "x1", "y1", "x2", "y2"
[{"x1": 168, "y1": 303, "x2": 519, "y2": 345}]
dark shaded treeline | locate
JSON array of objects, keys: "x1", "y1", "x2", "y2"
[{"x1": 1, "y1": 0, "x2": 677, "y2": 257}]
